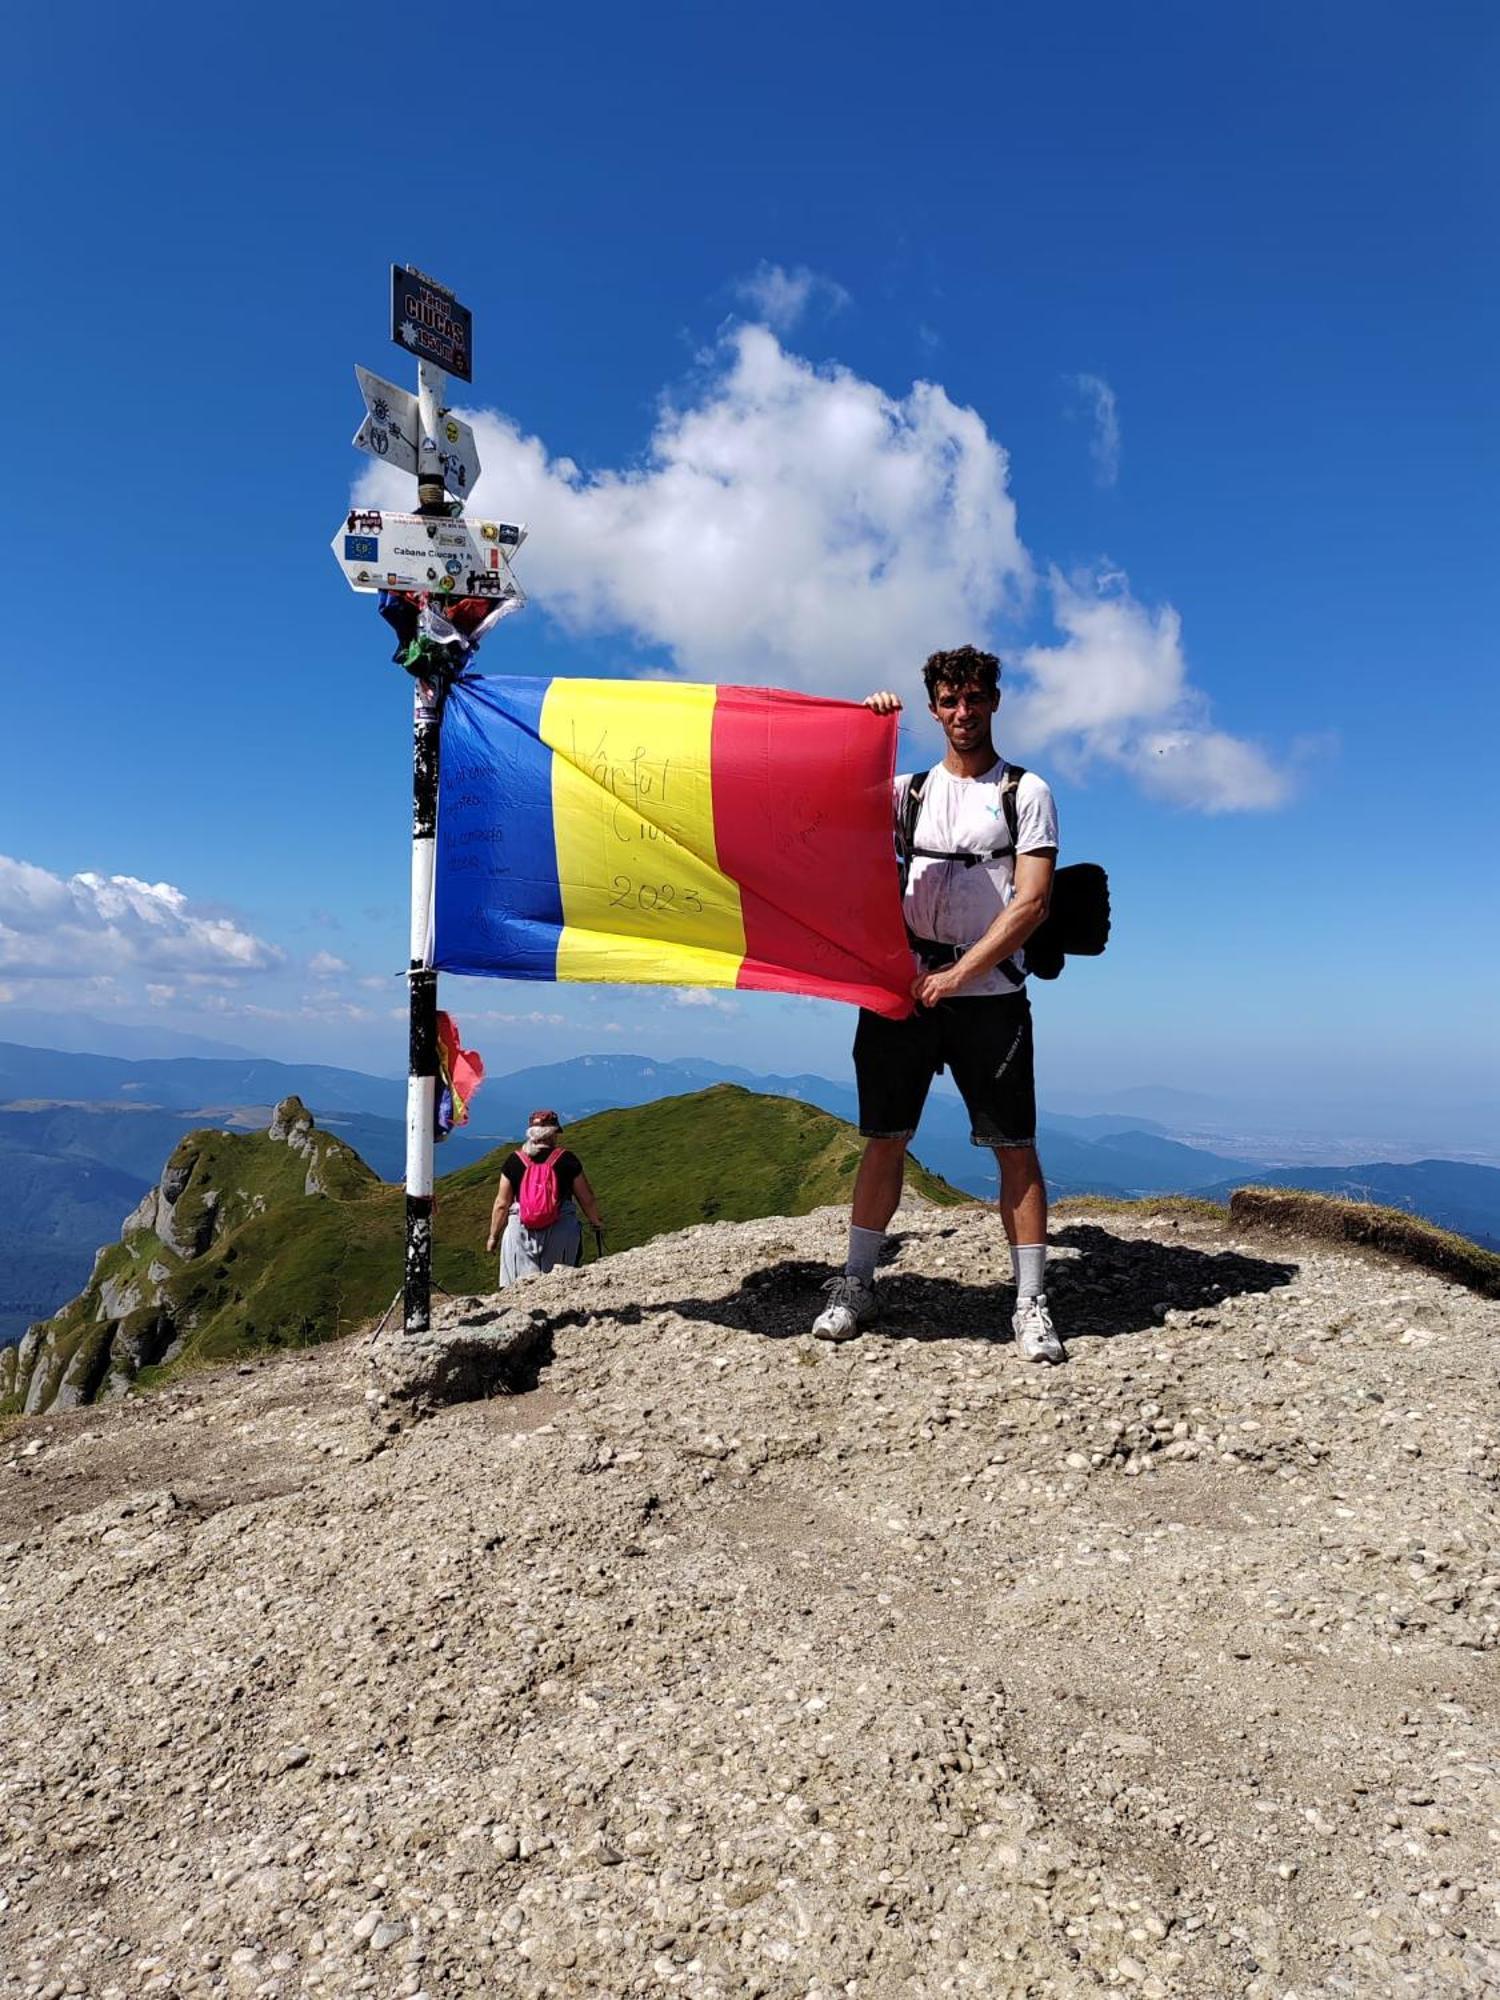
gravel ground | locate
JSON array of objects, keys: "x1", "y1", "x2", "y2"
[{"x1": 1, "y1": 1200, "x2": 1497, "y2": 1999}]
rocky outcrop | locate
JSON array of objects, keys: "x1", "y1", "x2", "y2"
[
  {"x1": 119, "y1": 1187, "x2": 159, "y2": 1237},
  {"x1": 269, "y1": 1092, "x2": 344, "y2": 1197},
  {"x1": 96, "y1": 1266, "x2": 146, "y2": 1322},
  {"x1": 2, "y1": 1098, "x2": 358, "y2": 1415},
  {"x1": 156, "y1": 1179, "x2": 218, "y2": 1260},
  {"x1": 370, "y1": 1294, "x2": 554, "y2": 1415},
  {"x1": 268, "y1": 1096, "x2": 314, "y2": 1145}
]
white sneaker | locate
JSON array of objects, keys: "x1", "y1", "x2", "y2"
[
  {"x1": 812, "y1": 1273, "x2": 877, "y2": 1342},
  {"x1": 1012, "y1": 1292, "x2": 1065, "y2": 1364}
]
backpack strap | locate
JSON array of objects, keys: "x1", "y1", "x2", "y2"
[
  {"x1": 997, "y1": 764, "x2": 1029, "y2": 984},
  {"x1": 1000, "y1": 763, "x2": 1025, "y2": 849},
  {"x1": 899, "y1": 762, "x2": 1031, "y2": 987},
  {"x1": 896, "y1": 767, "x2": 929, "y2": 891},
  {"x1": 904, "y1": 763, "x2": 1028, "y2": 868}
]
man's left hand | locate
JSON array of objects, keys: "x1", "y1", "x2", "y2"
[{"x1": 912, "y1": 966, "x2": 965, "y2": 1007}]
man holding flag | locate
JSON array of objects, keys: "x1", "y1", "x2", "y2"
[
  {"x1": 811, "y1": 645, "x2": 1065, "y2": 1363},
  {"x1": 432, "y1": 648, "x2": 1060, "y2": 1359}
]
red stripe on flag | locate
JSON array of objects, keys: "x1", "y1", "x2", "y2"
[{"x1": 710, "y1": 687, "x2": 914, "y2": 1019}]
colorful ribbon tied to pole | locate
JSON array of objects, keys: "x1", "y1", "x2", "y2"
[
  {"x1": 434, "y1": 1011, "x2": 485, "y2": 1140},
  {"x1": 434, "y1": 677, "x2": 915, "y2": 1020}
]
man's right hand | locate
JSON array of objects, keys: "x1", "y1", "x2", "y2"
[{"x1": 863, "y1": 691, "x2": 903, "y2": 714}]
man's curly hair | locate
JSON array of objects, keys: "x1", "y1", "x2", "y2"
[{"x1": 921, "y1": 644, "x2": 1001, "y2": 705}]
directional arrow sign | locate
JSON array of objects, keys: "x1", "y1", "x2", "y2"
[
  {"x1": 331, "y1": 508, "x2": 527, "y2": 603},
  {"x1": 352, "y1": 366, "x2": 481, "y2": 499}
]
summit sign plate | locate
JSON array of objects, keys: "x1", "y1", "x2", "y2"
[{"x1": 391, "y1": 266, "x2": 472, "y2": 382}]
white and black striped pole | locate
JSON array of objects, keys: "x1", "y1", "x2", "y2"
[
  {"x1": 333, "y1": 268, "x2": 491, "y2": 1332},
  {"x1": 403, "y1": 357, "x2": 449, "y2": 1335}
]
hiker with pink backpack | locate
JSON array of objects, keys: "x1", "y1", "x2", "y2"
[{"x1": 486, "y1": 1108, "x2": 605, "y2": 1284}]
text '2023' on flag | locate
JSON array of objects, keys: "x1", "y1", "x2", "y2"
[{"x1": 435, "y1": 676, "x2": 915, "y2": 1019}]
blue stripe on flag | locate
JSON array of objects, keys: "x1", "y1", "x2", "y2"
[{"x1": 435, "y1": 676, "x2": 563, "y2": 980}]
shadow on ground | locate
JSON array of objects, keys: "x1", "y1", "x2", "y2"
[{"x1": 659, "y1": 1223, "x2": 1298, "y2": 1346}]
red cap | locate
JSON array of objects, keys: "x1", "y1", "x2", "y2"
[{"x1": 528, "y1": 1108, "x2": 561, "y2": 1126}]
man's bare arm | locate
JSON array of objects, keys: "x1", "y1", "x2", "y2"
[{"x1": 911, "y1": 850, "x2": 1056, "y2": 1005}]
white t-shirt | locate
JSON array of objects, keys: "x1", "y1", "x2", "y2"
[{"x1": 897, "y1": 759, "x2": 1059, "y2": 998}]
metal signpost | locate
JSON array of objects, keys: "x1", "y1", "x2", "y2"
[{"x1": 334, "y1": 266, "x2": 525, "y2": 1334}]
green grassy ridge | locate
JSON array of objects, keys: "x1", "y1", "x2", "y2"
[
  {"x1": 441, "y1": 1083, "x2": 964, "y2": 1243},
  {"x1": 1053, "y1": 1194, "x2": 1229, "y2": 1223},
  {"x1": 2, "y1": 1085, "x2": 965, "y2": 1410},
  {"x1": 1227, "y1": 1186, "x2": 1500, "y2": 1299},
  {"x1": 1056, "y1": 1187, "x2": 1500, "y2": 1301}
]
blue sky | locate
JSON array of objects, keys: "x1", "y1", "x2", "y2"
[{"x1": 1, "y1": 1, "x2": 1495, "y2": 1147}]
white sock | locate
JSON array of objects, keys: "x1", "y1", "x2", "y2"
[
  {"x1": 1012, "y1": 1243, "x2": 1047, "y2": 1300},
  {"x1": 846, "y1": 1225, "x2": 885, "y2": 1285}
]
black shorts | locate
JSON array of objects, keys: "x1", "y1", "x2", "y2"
[{"x1": 853, "y1": 993, "x2": 1037, "y2": 1149}]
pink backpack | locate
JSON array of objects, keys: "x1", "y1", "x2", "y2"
[{"x1": 517, "y1": 1148, "x2": 563, "y2": 1229}]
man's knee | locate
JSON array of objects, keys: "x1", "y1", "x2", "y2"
[
  {"x1": 865, "y1": 1133, "x2": 911, "y2": 1158},
  {"x1": 864, "y1": 1136, "x2": 912, "y2": 1176},
  {"x1": 995, "y1": 1142, "x2": 1043, "y2": 1184},
  {"x1": 859, "y1": 1134, "x2": 910, "y2": 1181}
]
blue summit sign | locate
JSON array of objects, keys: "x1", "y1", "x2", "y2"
[{"x1": 390, "y1": 265, "x2": 472, "y2": 383}]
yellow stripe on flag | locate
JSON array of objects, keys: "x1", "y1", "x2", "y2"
[{"x1": 539, "y1": 680, "x2": 748, "y2": 987}]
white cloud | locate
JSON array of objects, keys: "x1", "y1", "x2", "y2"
[
  {"x1": 358, "y1": 324, "x2": 1029, "y2": 696},
  {"x1": 1127, "y1": 727, "x2": 1293, "y2": 811},
  {"x1": 732, "y1": 261, "x2": 850, "y2": 331},
  {"x1": 1007, "y1": 571, "x2": 1290, "y2": 812},
  {"x1": 356, "y1": 324, "x2": 1288, "y2": 812},
  {"x1": 0, "y1": 857, "x2": 284, "y2": 980},
  {"x1": 671, "y1": 989, "x2": 740, "y2": 1014},
  {"x1": 467, "y1": 1008, "x2": 568, "y2": 1027},
  {"x1": 308, "y1": 949, "x2": 349, "y2": 978},
  {"x1": 1071, "y1": 373, "x2": 1121, "y2": 487},
  {"x1": 172, "y1": 992, "x2": 375, "y2": 1026},
  {"x1": 301, "y1": 992, "x2": 374, "y2": 1022}
]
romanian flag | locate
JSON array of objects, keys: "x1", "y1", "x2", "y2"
[
  {"x1": 434, "y1": 1011, "x2": 485, "y2": 1138},
  {"x1": 435, "y1": 675, "x2": 914, "y2": 1019}
]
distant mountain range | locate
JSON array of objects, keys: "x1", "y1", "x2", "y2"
[
  {"x1": 2, "y1": 1037, "x2": 1497, "y2": 1342},
  {"x1": 0, "y1": 1007, "x2": 260, "y2": 1063}
]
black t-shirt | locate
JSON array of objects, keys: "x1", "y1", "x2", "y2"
[{"x1": 501, "y1": 1148, "x2": 582, "y2": 1200}]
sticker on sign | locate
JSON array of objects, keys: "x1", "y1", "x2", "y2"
[
  {"x1": 330, "y1": 509, "x2": 527, "y2": 598},
  {"x1": 352, "y1": 365, "x2": 481, "y2": 498}
]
